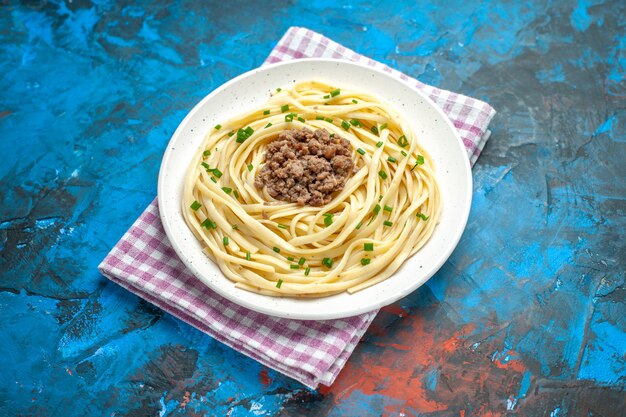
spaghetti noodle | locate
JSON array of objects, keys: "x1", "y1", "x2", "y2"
[{"x1": 182, "y1": 80, "x2": 441, "y2": 297}]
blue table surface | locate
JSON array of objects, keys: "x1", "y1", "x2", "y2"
[{"x1": 1, "y1": 0, "x2": 625, "y2": 416}]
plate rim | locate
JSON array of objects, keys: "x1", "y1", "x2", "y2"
[{"x1": 158, "y1": 58, "x2": 472, "y2": 320}]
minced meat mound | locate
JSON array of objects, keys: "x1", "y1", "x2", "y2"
[{"x1": 254, "y1": 128, "x2": 355, "y2": 206}]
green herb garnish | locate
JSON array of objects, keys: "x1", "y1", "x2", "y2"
[
  {"x1": 383, "y1": 220, "x2": 393, "y2": 227},
  {"x1": 190, "y1": 201, "x2": 201, "y2": 211},
  {"x1": 341, "y1": 120, "x2": 351, "y2": 130},
  {"x1": 330, "y1": 89, "x2": 340, "y2": 97},
  {"x1": 276, "y1": 279, "x2": 283, "y2": 288},
  {"x1": 364, "y1": 243, "x2": 374, "y2": 251},
  {"x1": 357, "y1": 148, "x2": 366, "y2": 155},
  {"x1": 361, "y1": 258, "x2": 371, "y2": 265},
  {"x1": 379, "y1": 170, "x2": 388, "y2": 180},
  {"x1": 411, "y1": 155, "x2": 425, "y2": 171},
  {"x1": 416, "y1": 212, "x2": 429, "y2": 221}
]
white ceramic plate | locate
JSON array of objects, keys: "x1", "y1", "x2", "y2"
[{"x1": 158, "y1": 58, "x2": 472, "y2": 320}]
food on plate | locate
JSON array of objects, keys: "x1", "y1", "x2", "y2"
[{"x1": 182, "y1": 80, "x2": 440, "y2": 297}]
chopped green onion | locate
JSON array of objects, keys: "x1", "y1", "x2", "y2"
[
  {"x1": 290, "y1": 264, "x2": 299, "y2": 270},
  {"x1": 298, "y1": 257, "x2": 306, "y2": 266},
  {"x1": 384, "y1": 205, "x2": 393, "y2": 213},
  {"x1": 364, "y1": 243, "x2": 374, "y2": 251},
  {"x1": 281, "y1": 104, "x2": 290, "y2": 113},
  {"x1": 379, "y1": 170, "x2": 388, "y2": 180},
  {"x1": 380, "y1": 123, "x2": 388, "y2": 130},
  {"x1": 383, "y1": 220, "x2": 393, "y2": 227},
  {"x1": 322, "y1": 257, "x2": 334, "y2": 268},
  {"x1": 373, "y1": 204, "x2": 381, "y2": 215},
  {"x1": 325, "y1": 117, "x2": 333, "y2": 123},
  {"x1": 245, "y1": 252, "x2": 251, "y2": 261},
  {"x1": 276, "y1": 279, "x2": 283, "y2": 288},
  {"x1": 285, "y1": 114, "x2": 294, "y2": 122},
  {"x1": 277, "y1": 224, "x2": 287, "y2": 229},
  {"x1": 350, "y1": 119, "x2": 361, "y2": 127},
  {"x1": 273, "y1": 246, "x2": 280, "y2": 253},
  {"x1": 352, "y1": 99, "x2": 358, "y2": 104},
  {"x1": 316, "y1": 116, "x2": 324, "y2": 120},
  {"x1": 287, "y1": 256, "x2": 295, "y2": 261},
  {"x1": 379, "y1": 195, "x2": 383, "y2": 201},
  {"x1": 387, "y1": 156, "x2": 397, "y2": 163},
  {"x1": 376, "y1": 141, "x2": 383, "y2": 148},
  {"x1": 212, "y1": 168, "x2": 223, "y2": 178},
  {"x1": 263, "y1": 109, "x2": 271, "y2": 115},
  {"x1": 361, "y1": 258, "x2": 371, "y2": 265},
  {"x1": 401, "y1": 150, "x2": 408, "y2": 157},
  {"x1": 200, "y1": 219, "x2": 212, "y2": 229},
  {"x1": 223, "y1": 236, "x2": 229, "y2": 246},
  {"x1": 371, "y1": 126, "x2": 379, "y2": 135},
  {"x1": 411, "y1": 155, "x2": 425, "y2": 171},
  {"x1": 323, "y1": 95, "x2": 330, "y2": 99},
  {"x1": 357, "y1": 148, "x2": 366, "y2": 155},
  {"x1": 232, "y1": 224, "x2": 238, "y2": 230},
  {"x1": 276, "y1": 88, "x2": 282, "y2": 92},
  {"x1": 297, "y1": 116, "x2": 305, "y2": 122},
  {"x1": 416, "y1": 212, "x2": 429, "y2": 221},
  {"x1": 398, "y1": 135, "x2": 409, "y2": 148},
  {"x1": 329, "y1": 133, "x2": 335, "y2": 138},
  {"x1": 201, "y1": 162, "x2": 211, "y2": 171},
  {"x1": 324, "y1": 215, "x2": 333, "y2": 227},
  {"x1": 210, "y1": 177, "x2": 217, "y2": 183},
  {"x1": 236, "y1": 127, "x2": 254, "y2": 143},
  {"x1": 265, "y1": 122, "x2": 272, "y2": 129},
  {"x1": 221, "y1": 186, "x2": 232, "y2": 194},
  {"x1": 355, "y1": 221, "x2": 363, "y2": 230},
  {"x1": 190, "y1": 201, "x2": 201, "y2": 211},
  {"x1": 330, "y1": 89, "x2": 340, "y2": 97},
  {"x1": 247, "y1": 163, "x2": 253, "y2": 171},
  {"x1": 341, "y1": 120, "x2": 351, "y2": 130},
  {"x1": 214, "y1": 124, "x2": 222, "y2": 130},
  {"x1": 305, "y1": 267, "x2": 311, "y2": 276},
  {"x1": 203, "y1": 150, "x2": 211, "y2": 157},
  {"x1": 233, "y1": 190, "x2": 239, "y2": 199},
  {"x1": 228, "y1": 131, "x2": 235, "y2": 137}
]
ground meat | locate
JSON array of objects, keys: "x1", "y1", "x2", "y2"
[{"x1": 254, "y1": 128, "x2": 355, "y2": 206}]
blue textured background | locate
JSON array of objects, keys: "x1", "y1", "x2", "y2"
[{"x1": 1, "y1": 0, "x2": 625, "y2": 416}]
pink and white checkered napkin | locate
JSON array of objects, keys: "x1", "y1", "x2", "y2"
[{"x1": 99, "y1": 27, "x2": 495, "y2": 389}]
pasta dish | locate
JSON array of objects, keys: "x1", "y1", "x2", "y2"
[{"x1": 182, "y1": 81, "x2": 440, "y2": 297}]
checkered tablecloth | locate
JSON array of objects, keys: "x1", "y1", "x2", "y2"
[{"x1": 99, "y1": 26, "x2": 495, "y2": 389}]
